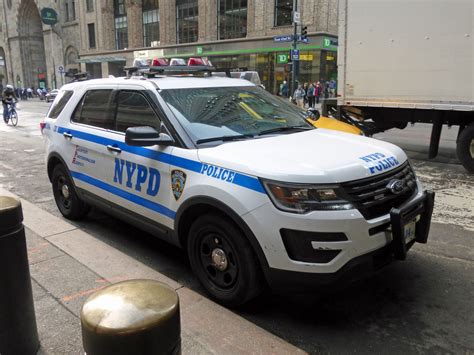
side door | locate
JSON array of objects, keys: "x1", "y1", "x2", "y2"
[
  {"x1": 103, "y1": 87, "x2": 176, "y2": 232},
  {"x1": 62, "y1": 87, "x2": 118, "y2": 202}
]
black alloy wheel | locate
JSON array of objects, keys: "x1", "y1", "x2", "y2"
[
  {"x1": 187, "y1": 214, "x2": 263, "y2": 307},
  {"x1": 52, "y1": 165, "x2": 90, "y2": 220}
]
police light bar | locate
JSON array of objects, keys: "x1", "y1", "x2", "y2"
[
  {"x1": 151, "y1": 58, "x2": 169, "y2": 66},
  {"x1": 169, "y1": 58, "x2": 186, "y2": 66}
]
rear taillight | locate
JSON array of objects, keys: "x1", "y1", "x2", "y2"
[{"x1": 40, "y1": 121, "x2": 46, "y2": 134}]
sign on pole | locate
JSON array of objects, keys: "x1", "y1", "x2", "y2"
[
  {"x1": 41, "y1": 8, "x2": 58, "y2": 26},
  {"x1": 293, "y1": 11, "x2": 300, "y2": 24},
  {"x1": 291, "y1": 49, "x2": 300, "y2": 61},
  {"x1": 58, "y1": 66, "x2": 64, "y2": 73},
  {"x1": 273, "y1": 35, "x2": 293, "y2": 43}
]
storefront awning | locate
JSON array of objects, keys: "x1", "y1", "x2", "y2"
[{"x1": 77, "y1": 56, "x2": 127, "y2": 63}]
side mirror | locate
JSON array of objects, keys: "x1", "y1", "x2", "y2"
[
  {"x1": 125, "y1": 126, "x2": 175, "y2": 147},
  {"x1": 307, "y1": 108, "x2": 320, "y2": 120}
]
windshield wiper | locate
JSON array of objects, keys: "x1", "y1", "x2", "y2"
[
  {"x1": 257, "y1": 125, "x2": 313, "y2": 136},
  {"x1": 196, "y1": 134, "x2": 254, "y2": 144}
]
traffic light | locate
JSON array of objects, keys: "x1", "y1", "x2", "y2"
[{"x1": 301, "y1": 26, "x2": 308, "y2": 40}]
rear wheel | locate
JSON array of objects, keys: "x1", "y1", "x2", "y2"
[
  {"x1": 10, "y1": 110, "x2": 17, "y2": 126},
  {"x1": 52, "y1": 164, "x2": 90, "y2": 220},
  {"x1": 457, "y1": 124, "x2": 474, "y2": 173},
  {"x1": 187, "y1": 213, "x2": 263, "y2": 307}
]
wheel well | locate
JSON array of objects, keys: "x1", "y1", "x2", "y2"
[
  {"x1": 177, "y1": 203, "x2": 225, "y2": 249},
  {"x1": 47, "y1": 156, "x2": 63, "y2": 182}
]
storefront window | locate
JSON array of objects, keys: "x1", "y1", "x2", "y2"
[
  {"x1": 143, "y1": 0, "x2": 159, "y2": 47},
  {"x1": 176, "y1": 0, "x2": 198, "y2": 44},
  {"x1": 274, "y1": 0, "x2": 293, "y2": 27},
  {"x1": 218, "y1": 0, "x2": 247, "y2": 40},
  {"x1": 114, "y1": 0, "x2": 128, "y2": 49}
]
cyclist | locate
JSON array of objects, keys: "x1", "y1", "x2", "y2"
[{"x1": 2, "y1": 84, "x2": 18, "y2": 124}]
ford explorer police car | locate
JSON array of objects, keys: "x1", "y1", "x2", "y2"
[{"x1": 41, "y1": 65, "x2": 435, "y2": 306}]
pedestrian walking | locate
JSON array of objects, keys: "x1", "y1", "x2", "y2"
[
  {"x1": 303, "y1": 82, "x2": 308, "y2": 107},
  {"x1": 307, "y1": 83, "x2": 315, "y2": 108},
  {"x1": 293, "y1": 84, "x2": 305, "y2": 109},
  {"x1": 280, "y1": 80, "x2": 288, "y2": 98},
  {"x1": 315, "y1": 82, "x2": 322, "y2": 104}
]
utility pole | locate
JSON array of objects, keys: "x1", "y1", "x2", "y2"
[
  {"x1": 291, "y1": 0, "x2": 299, "y2": 97},
  {"x1": 51, "y1": 25, "x2": 57, "y2": 89}
]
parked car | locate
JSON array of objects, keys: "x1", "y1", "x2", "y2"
[{"x1": 45, "y1": 89, "x2": 59, "y2": 103}]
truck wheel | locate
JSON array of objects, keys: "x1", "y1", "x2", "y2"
[
  {"x1": 52, "y1": 165, "x2": 90, "y2": 220},
  {"x1": 457, "y1": 124, "x2": 474, "y2": 173},
  {"x1": 187, "y1": 213, "x2": 263, "y2": 307}
]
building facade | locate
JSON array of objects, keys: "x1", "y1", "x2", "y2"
[{"x1": 0, "y1": 0, "x2": 338, "y2": 94}]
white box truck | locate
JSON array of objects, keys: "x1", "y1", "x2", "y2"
[{"x1": 336, "y1": 0, "x2": 474, "y2": 172}]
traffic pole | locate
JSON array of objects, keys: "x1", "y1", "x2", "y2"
[
  {"x1": 291, "y1": 0, "x2": 298, "y2": 97},
  {"x1": 0, "y1": 197, "x2": 39, "y2": 355}
]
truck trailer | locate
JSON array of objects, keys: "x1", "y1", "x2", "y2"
[{"x1": 336, "y1": 0, "x2": 474, "y2": 172}]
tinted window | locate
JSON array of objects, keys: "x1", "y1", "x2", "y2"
[
  {"x1": 47, "y1": 90, "x2": 74, "y2": 119},
  {"x1": 115, "y1": 91, "x2": 160, "y2": 132},
  {"x1": 72, "y1": 90, "x2": 114, "y2": 129}
]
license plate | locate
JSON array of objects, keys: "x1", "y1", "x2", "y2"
[{"x1": 404, "y1": 216, "x2": 420, "y2": 244}]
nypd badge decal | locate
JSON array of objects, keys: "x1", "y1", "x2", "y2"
[{"x1": 171, "y1": 170, "x2": 187, "y2": 200}]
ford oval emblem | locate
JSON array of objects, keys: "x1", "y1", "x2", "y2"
[{"x1": 387, "y1": 179, "x2": 405, "y2": 195}]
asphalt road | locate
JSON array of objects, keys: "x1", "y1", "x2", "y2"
[{"x1": 1, "y1": 100, "x2": 473, "y2": 354}]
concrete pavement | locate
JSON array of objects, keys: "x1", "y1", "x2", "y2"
[{"x1": 0, "y1": 187, "x2": 305, "y2": 355}]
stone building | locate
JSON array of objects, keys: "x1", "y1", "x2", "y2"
[
  {"x1": 0, "y1": 0, "x2": 81, "y2": 89},
  {"x1": 0, "y1": 0, "x2": 338, "y2": 94}
]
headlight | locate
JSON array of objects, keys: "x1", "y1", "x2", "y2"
[{"x1": 262, "y1": 180, "x2": 354, "y2": 214}]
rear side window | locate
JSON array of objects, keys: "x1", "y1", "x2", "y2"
[
  {"x1": 47, "y1": 90, "x2": 73, "y2": 119},
  {"x1": 115, "y1": 91, "x2": 161, "y2": 132},
  {"x1": 72, "y1": 90, "x2": 114, "y2": 130}
]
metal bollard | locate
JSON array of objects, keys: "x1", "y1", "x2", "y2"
[
  {"x1": 0, "y1": 197, "x2": 39, "y2": 355},
  {"x1": 81, "y1": 279, "x2": 181, "y2": 355}
]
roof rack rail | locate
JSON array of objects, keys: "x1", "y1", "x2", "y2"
[{"x1": 144, "y1": 65, "x2": 219, "y2": 78}]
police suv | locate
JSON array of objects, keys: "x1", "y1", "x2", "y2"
[{"x1": 42, "y1": 65, "x2": 435, "y2": 306}]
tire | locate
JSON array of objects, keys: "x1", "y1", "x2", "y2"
[
  {"x1": 457, "y1": 124, "x2": 474, "y2": 173},
  {"x1": 187, "y1": 213, "x2": 263, "y2": 307},
  {"x1": 52, "y1": 164, "x2": 90, "y2": 220},
  {"x1": 10, "y1": 110, "x2": 17, "y2": 126}
]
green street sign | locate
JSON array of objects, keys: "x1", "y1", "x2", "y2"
[
  {"x1": 41, "y1": 7, "x2": 58, "y2": 26},
  {"x1": 276, "y1": 53, "x2": 289, "y2": 64}
]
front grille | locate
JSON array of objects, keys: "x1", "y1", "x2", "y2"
[{"x1": 340, "y1": 162, "x2": 418, "y2": 220}]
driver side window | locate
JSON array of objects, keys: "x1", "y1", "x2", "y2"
[{"x1": 115, "y1": 91, "x2": 161, "y2": 132}]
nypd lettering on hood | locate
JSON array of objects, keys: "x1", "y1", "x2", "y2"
[{"x1": 359, "y1": 152, "x2": 400, "y2": 174}]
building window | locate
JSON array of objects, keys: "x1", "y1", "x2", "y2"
[
  {"x1": 274, "y1": 0, "x2": 293, "y2": 27},
  {"x1": 143, "y1": 0, "x2": 159, "y2": 47},
  {"x1": 114, "y1": 0, "x2": 128, "y2": 49},
  {"x1": 88, "y1": 23, "x2": 96, "y2": 49},
  {"x1": 65, "y1": 0, "x2": 76, "y2": 22},
  {"x1": 176, "y1": 0, "x2": 198, "y2": 44},
  {"x1": 218, "y1": 0, "x2": 247, "y2": 40},
  {"x1": 86, "y1": 0, "x2": 94, "y2": 12}
]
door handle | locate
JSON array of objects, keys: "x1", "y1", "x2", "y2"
[
  {"x1": 63, "y1": 132, "x2": 73, "y2": 139},
  {"x1": 107, "y1": 145, "x2": 122, "y2": 153}
]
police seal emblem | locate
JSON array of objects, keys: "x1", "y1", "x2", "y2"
[{"x1": 171, "y1": 170, "x2": 186, "y2": 200}]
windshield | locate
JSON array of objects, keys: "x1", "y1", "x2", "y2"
[{"x1": 160, "y1": 86, "x2": 312, "y2": 143}]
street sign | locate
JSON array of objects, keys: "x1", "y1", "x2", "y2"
[
  {"x1": 41, "y1": 7, "x2": 58, "y2": 26},
  {"x1": 196, "y1": 46, "x2": 203, "y2": 55},
  {"x1": 276, "y1": 54, "x2": 289, "y2": 64},
  {"x1": 293, "y1": 11, "x2": 300, "y2": 24},
  {"x1": 296, "y1": 35, "x2": 310, "y2": 44},
  {"x1": 291, "y1": 49, "x2": 300, "y2": 61},
  {"x1": 274, "y1": 35, "x2": 293, "y2": 43},
  {"x1": 58, "y1": 66, "x2": 64, "y2": 73}
]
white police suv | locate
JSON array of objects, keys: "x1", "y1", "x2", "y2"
[{"x1": 42, "y1": 65, "x2": 434, "y2": 306}]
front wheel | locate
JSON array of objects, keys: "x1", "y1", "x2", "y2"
[
  {"x1": 52, "y1": 164, "x2": 90, "y2": 220},
  {"x1": 457, "y1": 124, "x2": 474, "y2": 173},
  {"x1": 187, "y1": 214, "x2": 263, "y2": 307},
  {"x1": 10, "y1": 110, "x2": 17, "y2": 126}
]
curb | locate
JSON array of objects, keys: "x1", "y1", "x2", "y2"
[{"x1": 0, "y1": 187, "x2": 306, "y2": 354}]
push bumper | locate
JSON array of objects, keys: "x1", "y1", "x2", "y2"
[{"x1": 263, "y1": 190, "x2": 435, "y2": 293}]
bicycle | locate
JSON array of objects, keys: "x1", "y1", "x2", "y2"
[{"x1": 4, "y1": 102, "x2": 18, "y2": 126}]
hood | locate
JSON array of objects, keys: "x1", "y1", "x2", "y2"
[{"x1": 197, "y1": 129, "x2": 407, "y2": 184}]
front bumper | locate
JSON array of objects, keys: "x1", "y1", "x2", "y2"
[{"x1": 243, "y1": 189, "x2": 435, "y2": 292}]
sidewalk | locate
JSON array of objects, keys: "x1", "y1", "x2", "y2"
[{"x1": 0, "y1": 188, "x2": 306, "y2": 354}]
